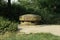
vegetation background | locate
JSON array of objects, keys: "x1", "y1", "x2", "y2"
[{"x1": 0, "y1": 0, "x2": 60, "y2": 33}]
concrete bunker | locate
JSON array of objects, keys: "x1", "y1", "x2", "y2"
[{"x1": 19, "y1": 14, "x2": 41, "y2": 25}]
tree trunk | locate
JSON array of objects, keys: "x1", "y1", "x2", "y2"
[{"x1": 7, "y1": 0, "x2": 11, "y2": 17}]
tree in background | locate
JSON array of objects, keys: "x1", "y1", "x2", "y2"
[
  {"x1": 0, "y1": 0, "x2": 60, "y2": 24},
  {"x1": 8, "y1": 0, "x2": 11, "y2": 14},
  {"x1": 18, "y1": 0, "x2": 60, "y2": 24},
  {"x1": 0, "y1": 0, "x2": 18, "y2": 33}
]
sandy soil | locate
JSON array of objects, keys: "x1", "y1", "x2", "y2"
[{"x1": 18, "y1": 25, "x2": 60, "y2": 36}]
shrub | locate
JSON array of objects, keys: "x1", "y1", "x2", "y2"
[{"x1": 0, "y1": 16, "x2": 18, "y2": 33}]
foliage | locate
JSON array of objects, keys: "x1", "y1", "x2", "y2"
[
  {"x1": 0, "y1": 0, "x2": 19, "y2": 33},
  {"x1": 0, "y1": 16, "x2": 18, "y2": 33},
  {"x1": 18, "y1": 0, "x2": 60, "y2": 24}
]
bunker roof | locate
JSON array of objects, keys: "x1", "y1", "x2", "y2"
[{"x1": 19, "y1": 14, "x2": 41, "y2": 21}]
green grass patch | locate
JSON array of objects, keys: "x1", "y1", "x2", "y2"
[{"x1": 0, "y1": 33, "x2": 60, "y2": 40}]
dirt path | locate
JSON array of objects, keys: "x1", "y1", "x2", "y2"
[{"x1": 18, "y1": 25, "x2": 60, "y2": 36}]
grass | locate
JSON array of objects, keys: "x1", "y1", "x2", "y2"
[{"x1": 0, "y1": 32, "x2": 60, "y2": 40}]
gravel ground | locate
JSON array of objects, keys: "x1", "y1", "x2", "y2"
[{"x1": 18, "y1": 25, "x2": 60, "y2": 36}]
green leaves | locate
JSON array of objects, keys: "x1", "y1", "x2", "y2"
[
  {"x1": 18, "y1": 0, "x2": 60, "y2": 24},
  {"x1": 0, "y1": 17, "x2": 18, "y2": 33}
]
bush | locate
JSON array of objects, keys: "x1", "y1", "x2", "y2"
[{"x1": 0, "y1": 16, "x2": 18, "y2": 33}]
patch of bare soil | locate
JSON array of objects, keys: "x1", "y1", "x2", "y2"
[{"x1": 18, "y1": 25, "x2": 60, "y2": 36}]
